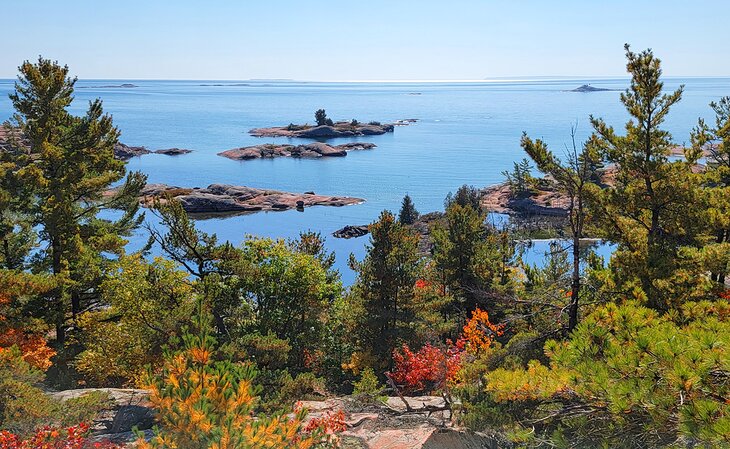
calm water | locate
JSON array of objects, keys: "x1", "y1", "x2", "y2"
[{"x1": 1, "y1": 78, "x2": 728, "y2": 283}]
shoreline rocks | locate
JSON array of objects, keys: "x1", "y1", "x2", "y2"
[
  {"x1": 131, "y1": 183, "x2": 364, "y2": 216},
  {"x1": 480, "y1": 183, "x2": 570, "y2": 217},
  {"x1": 250, "y1": 121, "x2": 395, "y2": 139},
  {"x1": 218, "y1": 142, "x2": 376, "y2": 161}
]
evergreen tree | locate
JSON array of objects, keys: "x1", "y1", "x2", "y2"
[
  {"x1": 501, "y1": 158, "x2": 535, "y2": 197},
  {"x1": 444, "y1": 184, "x2": 483, "y2": 212},
  {"x1": 348, "y1": 211, "x2": 421, "y2": 371},
  {"x1": 692, "y1": 96, "x2": 730, "y2": 283},
  {"x1": 587, "y1": 45, "x2": 707, "y2": 310},
  {"x1": 137, "y1": 303, "x2": 320, "y2": 449},
  {"x1": 8, "y1": 58, "x2": 146, "y2": 348},
  {"x1": 398, "y1": 194, "x2": 419, "y2": 225},
  {"x1": 521, "y1": 128, "x2": 600, "y2": 332},
  {"x1": 315, "y1": 108, "x2": 329, "y2": 126},
  {"x1": 431, "y1": 202, "x2": 513, "y2": 315}
]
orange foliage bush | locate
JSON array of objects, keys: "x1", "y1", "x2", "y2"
[
  {"x1": 0, "y1": 423, "x2": 122, "y2": 449},
  {"x1": 389, "y1": 308, "x2": 504, "y2": 394},
  {"x1": 0, "y1": 329, "x2": 55, "y2": 371}
]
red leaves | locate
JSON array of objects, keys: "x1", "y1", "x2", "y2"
[
  {"x1": 389, "y1": 343, "x2": 462, "y2": 394},
  {"x1": 389, "y1": 308, "x2": 505, "y2": 394},
  {"x1": 0, "y1": 423, "x2": 122, "y2": 449}
]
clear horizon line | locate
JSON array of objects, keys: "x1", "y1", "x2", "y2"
[{"x1": 1, "y1": 75, "x2": 728, "y2": 83}]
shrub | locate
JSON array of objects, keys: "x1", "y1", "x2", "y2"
[
  {"x1": 368, "y1": 121, "x2": 381, "y2": 126},
  {"x1": 0, "y1": 423, "x2": 123, "y2": 449},
  {"x1": 352, "y1": 368, "x2": 386, "y2": 404},
  {"x1": 136, "y1": 305, "x2": 322, "y2": 449}
]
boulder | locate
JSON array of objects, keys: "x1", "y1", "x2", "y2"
[{"x1": 48, "y1": 388, "x2": 154, "y2": 437}]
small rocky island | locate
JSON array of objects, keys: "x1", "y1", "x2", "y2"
[
  {"x1": 218, "y1": 142, "x2": 375, "y2": 161},
  {"x1": 570, "y1": 84, "x2": 614, "y2": 92},
  {"x1": 249, "y1": 109, "x2": 400, "y2": 139},
  {"x1": 130, "y1": 183, "x2": 363, "y2": 215},
  {"x1": 114, "y1": 143, "x2": 193, "y2": 160},
  {"x1": 78, "y1": 83, "x2": 138, "y2": 88}
]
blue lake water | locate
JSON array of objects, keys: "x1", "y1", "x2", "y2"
[{"x1": 1, "y1": 77, "x2": 728, "y2": 284}]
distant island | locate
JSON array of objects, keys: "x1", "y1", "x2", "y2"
[
  {"x1": 569, "y1": 84, "x2": 615, "y2": 92},
  {"x1": 78, "y1": 83, "x2": 138, "y2": 88},
  {"x1": 198, "y1": 83, "x2": 250, "y2": 87}
]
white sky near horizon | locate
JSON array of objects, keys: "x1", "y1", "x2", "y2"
[{"x1": 1, "y1": 0, "x2": 728, "y2": 81}]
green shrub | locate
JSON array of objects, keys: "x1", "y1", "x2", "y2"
[{"x1": 352, "y1": 368, "x2": 386, "y2": 404}]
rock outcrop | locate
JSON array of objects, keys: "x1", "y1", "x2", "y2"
[
  {"x1": 301, "y1": 396, "x2": 503, "y2": 449},
  {"x1": 332, "y1": 225, "x2": 370, "y2": 239},
  {"x1": 114, "y1": 143, "x2": 151, "y2": 159},
  {"x1": 480, "y1": 183, "x2": 570, "y2": 217},
  {"x1": 154, "y1": 147, "x2": 193, "y2": 156},
  {"x1": 114, "y1": 143, "x2": 193, "y2": 160},
  {"x1": 48, "y1": 388, "x2": 154, "y2": 445},
  {"x1": 132, "y1": 183, "x2": 364, "y2": 215},
  {"x1": 218, "y1": 142, "x2": 376, "y2": 161},
  {"x1": 249, "y1": 122, "x2": 395, "y2": 139}
]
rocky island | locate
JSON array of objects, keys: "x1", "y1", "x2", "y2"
[
  {"x1": 218, "y1": 142, "x2": 375, "y2": 161},
  {"x1": 113, "y1": 143, "x2": 193, "y2": 160},
  {"x1": 249, "y1": 109, "x2": 405, "y2": 139},
  {"x1": 78, "y1": 83, "x2": 138, "y2": 88},
  {"x1": 569, "y1": 84, "x2": 614, "y2": 92},
  {"x1": 250, "y1": 121, "x2": 395, "y2": 139},
  {"x1": 129, "y1": 183, "x2": 364, "y2": 215}
]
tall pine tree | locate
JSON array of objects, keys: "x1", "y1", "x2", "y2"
[{"x1": 8, "y1": 58, "x2": 146, "y2": 349}]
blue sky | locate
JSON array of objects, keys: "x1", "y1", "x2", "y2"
[{"x1": 1, "y1": 0, "x2": 728, "y2": 80}]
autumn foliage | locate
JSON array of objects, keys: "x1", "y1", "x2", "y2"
[
  {"x1": 0, "y1": 423, "x2": 122, "y2": 449},
  {"x1": 389, "y1": 308, "x2": 503, "y2": 394},
  {"x1": 136, "y1": 307, "x2": 324, "y2": 449}
]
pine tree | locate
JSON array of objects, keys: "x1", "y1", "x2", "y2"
[
  {"x1": 8, "y1": 58, "x2": 146, "y2": 348},
  {"x1": 587, "y1": 45, "x2": 707, "y2": 310},
  {"x1": 315, "y1": 109, "x2": 328, "y2": 126},
  {"x1": 348, "y1": 211, "x2": 421, "y2": 371},
  {"x1": 398, "y1": 194, "x2": 419, "y2": 225},
  {"x1": 521, "y1": 128, "x2": 600, "y2": 332},
  {"x1": 137, "y1": 303, "x2": 319, "y2": 449},
  {"x1": 692, "y1": 96, "x2": 730, "y2": 283},
  {"x1": 431, "y1": 202, "x2": 512, "y2": 315}
]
